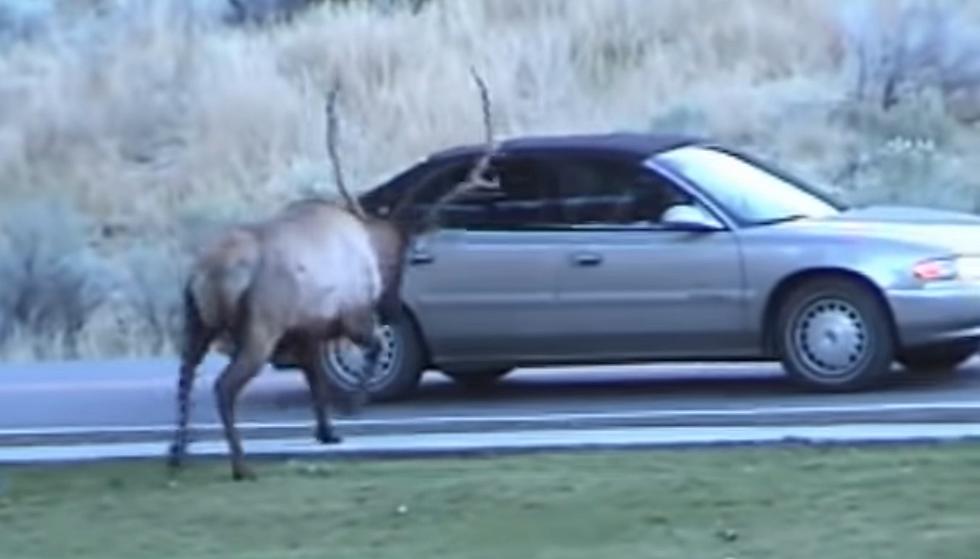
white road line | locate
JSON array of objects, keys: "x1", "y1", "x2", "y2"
[
  {"x1": 0, "y1": 360, "x2": 802, "y2": 392},
  {"x1": 3, "y1": 423, "x2": 980, "y2": 464},
  {"x1": 4, "y1": 400, "x2": 980, "y2": 437}
]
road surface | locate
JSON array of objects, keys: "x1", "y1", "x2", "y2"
[{"x1": 3, "y1": 355, "x2": 980, "y2": 449}]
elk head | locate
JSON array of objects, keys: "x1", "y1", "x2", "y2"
[{"x1": 323, "y1": 66, "x2": 501, "y2": 323}]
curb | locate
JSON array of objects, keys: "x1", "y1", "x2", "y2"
[
  {"x1": 3, "y1": 422, "x2": 980, "y2": 466},
  {"x1": 4, "y1": 402, "x2": 980, "y2": 447}
]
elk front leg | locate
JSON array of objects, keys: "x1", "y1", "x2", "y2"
[
  {"x1": 340, "y1": 310, "x2": 382, "y2": 414},
  {"x1": 297, "y1": 335, "x2": 342, "y2": 445}
]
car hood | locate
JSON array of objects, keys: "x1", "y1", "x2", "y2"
[
  {"x1": 829, "y1": 204, "x2": 980, "y2": 225},
  {"x1": 781, "y1": 204, "x2": 980, "y2": 255}
]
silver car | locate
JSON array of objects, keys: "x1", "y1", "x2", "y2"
[{"x1": 313, "y1": 133, "x2": 980, "y2": 401}]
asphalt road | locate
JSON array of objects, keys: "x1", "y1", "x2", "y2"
[{"x1": 3, "y1": 355, "x2": 980, "y2": 448}]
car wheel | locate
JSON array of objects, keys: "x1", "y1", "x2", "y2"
[
  {"x1": 320, "y1": 314, "x2": 425, "y2": 402},
  {"x1": 897, "y1": 340, "x2": 979, "y2": 374},
  {"x1": 775, "y1": 277, "x2": 896, "y2": 392},
  {"x1": 442, "y1": 368, "x2": 513, "y2": 391}
]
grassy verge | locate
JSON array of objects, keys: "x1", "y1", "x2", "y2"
[{"x1": 2, "y1": 444, "x2": 980, "y2": 558}]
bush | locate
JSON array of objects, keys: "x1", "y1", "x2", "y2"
[
  {"x1": 0, "y1": 198, "x2": 116, "y2": 357},
  {"x1": 0, "y1": 0, "x2": 53, "y2": 44},
  {"x1": 118, "y1": 243, "x2": 187, "y2": 355},
  {"x1": 2, "y1": 0, "x2": 980, "y2": 360},
  {"x1": 836, "y1": 0, "x2": 980, "y2": 115}
]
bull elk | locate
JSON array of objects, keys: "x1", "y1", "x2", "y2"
[{"x1": 167, "y1": 68, "x2": 500, "y2": 481}]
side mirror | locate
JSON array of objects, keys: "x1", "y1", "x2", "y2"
[{"x1": 661, "y1": 204, "x2": 724, "y2": 232}]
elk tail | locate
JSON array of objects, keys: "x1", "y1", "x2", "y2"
[{"x1": 325, "y1": 80, "x2": 367, "y2": 220}]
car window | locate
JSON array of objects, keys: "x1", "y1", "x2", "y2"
[
  {"x1": 413, "y1": 156, "x2": 562, "y2": 230},
  {"x1": 655, "y1": 145, "x2": 841, "y2": 225},
  {"x1": 546, "y1": 155, "x2": 696, "y2": 229},
  {"x1": 362, "y1": 158, "x2": 442, "y2": 217}
]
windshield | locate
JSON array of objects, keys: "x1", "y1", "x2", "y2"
[{"x1": 654, "y1": 145, "x2": 842, "y2": 225}]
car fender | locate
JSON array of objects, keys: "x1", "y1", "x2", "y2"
[{"x1": 738, "y1": 230, "x2": 939, "y2": 353}]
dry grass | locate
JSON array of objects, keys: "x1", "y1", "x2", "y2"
[{"x1": 2, "y1": 0, "x2": 980, "y2": 360}]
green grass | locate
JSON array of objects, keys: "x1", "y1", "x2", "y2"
[{"x1": 2, "y1": 444, "x2": 980, "y2": 558}]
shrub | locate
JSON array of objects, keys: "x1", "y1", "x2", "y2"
[
  {"x1": 3, "y1": 0, "x2": 980, "y2": 360},
  {"x1": 0, "y1": 198, "x2": 116, "y2": 357},
  {"x1": 118, "y1": 242, "x2": 187, "y2": 355},
  {"x1": 0, "y1": 0, "x2": 54, "y2": 44},
  {"x1": 836, "y1": 0, "x2": 980, "y2": 116}
]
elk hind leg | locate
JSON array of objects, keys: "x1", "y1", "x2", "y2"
[
  {"x1": 168, "y1": 286, "x2": 217, "y2": 473},
  {"x1": 214, "y1": 324, "x2": 276, "y2": 481}
]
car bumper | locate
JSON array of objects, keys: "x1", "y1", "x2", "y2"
[{"x1": 886, "y1": 285, "x2": 980, "y2": 347}]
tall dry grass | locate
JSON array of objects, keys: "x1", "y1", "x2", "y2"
[{"x1": 2, "y1": 0, "x2": 980, "y2": 360}]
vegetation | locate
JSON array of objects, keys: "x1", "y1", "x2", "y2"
[
  {"x1": 3, "y1": 0, "x2": 980, "y2": 360},
  {"x1": 2, "y1": 444, "x2": 980, "y2": 558}
]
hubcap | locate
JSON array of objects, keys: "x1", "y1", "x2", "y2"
[
  {"x1": 324, "y1": 324, "x2": 399, "y2": 391},
  {"x1": 793, "y1": 298, "x2": 869, "y2": 378}
]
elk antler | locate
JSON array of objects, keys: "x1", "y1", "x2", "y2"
[
  {"x1": 463, "y1": 66, "x2": 497, "y2": 188},
  {"x1": 416, "y1": 66, "x2": 501, "y2": 226},
  {"x1": 325, "y1": 80, "x2": 367, "y2": 220}
]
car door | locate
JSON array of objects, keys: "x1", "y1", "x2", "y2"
[
  {"x1": 544, "y1": 152, "x2": 753, "y2": 360},
  {"x1": 398, "y1": 153, "x2": 567, "y2": 363}
]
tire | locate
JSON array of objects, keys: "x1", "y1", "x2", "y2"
[
  {"x1": 320, "y1": 313, "x2": 426, "y2": 402},
  {"x1": 442, "y1": 368, "x2": 513, "y2": 391},
  {"x1": 774, "y1": 276, "x2": 896, "y2": 392},
  {"x1": 897, "y1": 340, "x2": 979, "y2": 374}
]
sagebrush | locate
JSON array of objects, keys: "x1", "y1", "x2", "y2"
[{"x1": 2, "y1": 0, "x2": 980, "y2": 360}]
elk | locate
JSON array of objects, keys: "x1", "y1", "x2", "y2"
[{"x1": 166, "y1": 68, "x2": 500, "y2": 481}]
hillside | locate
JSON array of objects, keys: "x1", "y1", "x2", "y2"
[{"x1": 2, "y1": 0, "x2": 980, "y2": 360}]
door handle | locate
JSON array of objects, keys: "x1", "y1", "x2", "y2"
[
  {"x1": 571, "y1": 251, "x2": 602, "y2": 267},
  {"x1": 409, "y1": 250, "x2": 434, "y2": 265}
]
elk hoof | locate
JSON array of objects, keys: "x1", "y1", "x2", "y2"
[
  {"x1": 317, "y1": 431, "x2": 343, "y2": 445},
  {"x1": 166, "y1": 444, "x2": 184, "y2": 471},
  {"x1": 315, "y1": 424, "x2": 343, "y2": 444},
  {"x1": 232, "y1": 466, "x2": 257, "y2": 482}
]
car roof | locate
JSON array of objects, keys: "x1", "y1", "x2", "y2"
[
  {"x1": 360, "y1": 131, "x2": 710, "y2": 208},
  {"x1": 426, "y1": 132, "x2": 706, "y2": 162}
]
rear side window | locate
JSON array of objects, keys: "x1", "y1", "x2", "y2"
[
  {"x1": 545, "y1": 154, "x2": 694, "y2": 228},
  {"x1": 411, "y1": 155, "x2": 563, "y2": 231}
]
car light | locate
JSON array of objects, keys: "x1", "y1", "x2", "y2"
[
  {"x1": 912, "y1": 258, "x2": 959, "y2": 281},
  {"x1": 913, "y1": 256, "x2": 980, "y2": 282}
]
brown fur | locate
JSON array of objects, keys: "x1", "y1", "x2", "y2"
[
  {"x1": 167, "y1": 198, "x2": 413, "y2": 480},
  {"x1": 167, "y1": 69, "x2": 496, "y2": 481}
]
